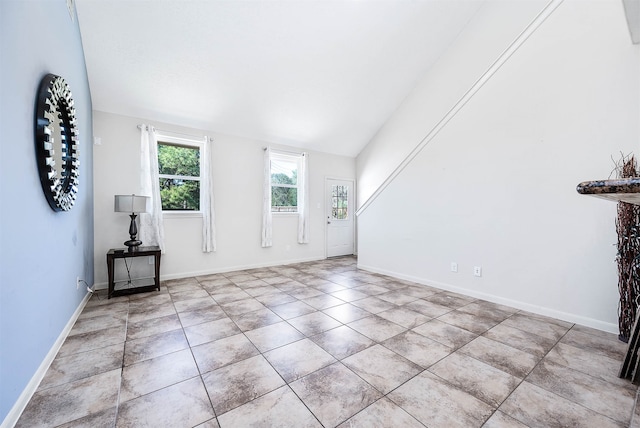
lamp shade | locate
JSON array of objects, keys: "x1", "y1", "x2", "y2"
[{"x1": 114, "y1": 194, "x2": 149, "y2": 213}]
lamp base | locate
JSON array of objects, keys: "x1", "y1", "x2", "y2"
[
  {"x1": 125, "y1": 213, "x2": 142, "y2": 251},
  {"x1": 124, "y1": 239, "x2": 142, "y2": 250}
]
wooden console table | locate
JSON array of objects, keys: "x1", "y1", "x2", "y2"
[{"x1": 106, "y1": 246, "x2": 161, "y2": 299}]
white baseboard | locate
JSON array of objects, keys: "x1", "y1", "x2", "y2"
[
  {"x1": 358, "y1": 263, "x2": 618, "y2": 335},
  {"x1": 93, "y1": 255, "x2": 327, "y2": 289},
  {"x1": 1, "y1": 291, "x2": 93, "y2": 428}
]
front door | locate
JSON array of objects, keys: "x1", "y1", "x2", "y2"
[{"x1": 326, "y1": 178, "x2": 354, "y2": 257}]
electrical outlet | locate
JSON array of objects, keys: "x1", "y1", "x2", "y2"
[
  {"x1": 450, "y1": 262, "x2": 458, "y2": 273},
  {"x1": 76, "y1": 276, "x2": 81, "y2": 289},
  {"x1": 474, "y1": 266, "x2": 482, "y2": 277}
]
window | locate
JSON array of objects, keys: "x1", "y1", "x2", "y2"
[
  {"x1": 331, "y1": 185, "x2": 348, "y2": 220},
  {"x1": 270, "y1": 151, "x2": 301, "y2": 213},
  {"x1": 157, "y1": 137, "x2": 202, "y2": 211}
]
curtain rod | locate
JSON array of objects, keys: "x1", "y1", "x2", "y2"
[
  {"x1": 263, "y1": 147, "x2": 306, "y2": 156},
  {"x1": 137, "y1": 124, "x2": 213, "y2": 142}
]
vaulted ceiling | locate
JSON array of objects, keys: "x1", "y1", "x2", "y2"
[{"x1": 76, "y1": 0, "x2": 485, "y2": 157}]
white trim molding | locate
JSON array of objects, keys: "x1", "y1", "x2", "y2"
[{"x1": 358, "y1": 262, "x2": 618, "y2": 334}]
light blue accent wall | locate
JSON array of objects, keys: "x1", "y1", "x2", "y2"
[{"x1": 0, "y1": 0, "x2": 94, "y2": 421}]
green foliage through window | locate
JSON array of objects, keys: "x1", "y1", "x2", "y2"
[
  {"x1": 270, "y1": 155, "x2": 298, "y2": 212},
  {"x1": 158, "y1": 142, "x2": 201, "y2": 210}
]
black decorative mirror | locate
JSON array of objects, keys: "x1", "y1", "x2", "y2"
[{"x1": 35, "y1": 73, "x2": 80, "y2": 211}]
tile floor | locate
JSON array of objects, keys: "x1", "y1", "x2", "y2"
[{"x1": 16, "y1": 256, "x2": 640, "y2": 427}]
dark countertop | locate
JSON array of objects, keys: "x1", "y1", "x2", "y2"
[{"x1": 576, "y1": 178, "x2": 640, "y2": 204}]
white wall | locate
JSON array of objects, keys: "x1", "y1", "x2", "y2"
[
  {"x1": 357, "y1": 0, "x2": 640, "y2": 332},
  {"x1": 93, "y1": 111, "x2": 355, "y2": 285},
  {"x1": 356, "y1": 0, "x2": 548, "y2": 207},
  {"x1": 0, "y1": 1, "x2": 94, "y2": 422}
]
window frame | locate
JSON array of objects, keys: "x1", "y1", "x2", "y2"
[
  {"x1": 270, "y1": 150, "x2": 302, "y2": 214},
  {"x1": 156, "y1": 133, "x2": 204, "y2": 217}
]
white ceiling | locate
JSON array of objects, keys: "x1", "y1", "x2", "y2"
[{"x1": 76, "y1": 0, "x2": 484, "y2": 157}]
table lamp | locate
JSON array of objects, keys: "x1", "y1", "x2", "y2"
[{"x1": 114, "y1": 194, "x2": 150, "y2": 250}]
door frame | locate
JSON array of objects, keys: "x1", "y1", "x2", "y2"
[{"x1": 324, "y1": 176, "x2": 356, "y2": 258}]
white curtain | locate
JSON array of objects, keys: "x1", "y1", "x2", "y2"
[
  {"x1": 261, "y1": 147, "x2": 273, "y2": 247},
  {"x1": 298, "y1": 152, "x2": 309, "y2": 244},
  {"x1": 201, "y1": 136, "x2": 216, "y2": 252},
  {"x1": 139, "y1": 125, "x2": 165, "y2": 251}
]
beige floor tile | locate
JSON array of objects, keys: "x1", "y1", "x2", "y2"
[
  {"x1": 526, "y1": 359, "x2": 635, "y2": 425},
  {"x1": 229, "y1": 306, "x2": 282, "y2": 331},
  {"x1": 455, "y1": 300, "x2": 517, "y2": 322},
  {"x1": 184, "y1": 317, "x2": 241, "y2": 346},
  {"x1": 264, "y1": 338, "x2": 337, "y2": 382},
  {"x1": 545, "y1": 341, "x2": 632, "y2": 389},
  {"x1": 202, "y1": 354, "x2": 285, "y2": 415},
  {"x1": 376, "y1": 291, "x2": 419, "y2": 306},
  {"x1": 484, "y1": 323, "x2": 556, "y2": 358},
  {"x1": 192, "y1": 333, "x2": 260, "y2": 373},
  {"x1": 382, "y1": 330, "x2": 452, "y2": 368},
  {"x1": 56, "y1": 406, "x2": 117, "y2": 428},
  {"x1": 128, "y1": 302, "x2": 176, "y2": 323},
  {"x1": 331, "y1": 288, "x2": 370, "y2": 302},
  {"x1": 18, "y1": 257, "x2": 639, "y2": 428},
  {"x1": 217, "y1": 386, "x2": 321, "y2": 428},
  {"x1": 323, "y1": 303, "x2": 371, "y2": 323},
  {"x1": 17, "y1": 369, "x2": 120, "y2": 428},
  {"x1": 483, "y1": 410, "x2": 529, "y2": 428},
  {"x1": 302, "y1": 293, "x2": 345, "y2": 310},
  {"x1": 501, "y1": 312, "x2": 571, "y2": 341},
  {"x1": 376, "y1": 307, "x2": 430, "y2": 329},
  {"x1": 69, "y1": 312, "x2": 127, "y2": 336},
  {"x1": 311, "y1": 281, "x2": 347, "y2": 293},
  {"x1": 172, "y1": 296, "x2": 218, "y2": 313},
  {"x1": 57, "y1": 325, "x2": 126, "y2": 357},
  {"x1": 123, "y1": 329, "x2": 189, "y2": 366},
  {"x1": 210, "y1": 289, "x2": 252, "y2": 305},
  {"x1": 126, "y1": 313, "x2": 181, "y2": 341},
  {"x1": 561, "y1": 328, "x2": 628, "y2": 361},
  {"x1": 288, "y1": 287, "x2": 325, "y2": 300},
  {"x1": 194, "y1": 419, "x2": 220, "y2": 428},
  {"x1": 351, "y1": 296, "x2": 398, "y2": 314},
  {"x1": 291, "y1": 363, "x2": 382, "y2": 427},
  {"x1": 499, "y1": 381, "x2": 622, "y2": 428},
  {"x1": 116, "y1": 377, "x2": 214, "y2": 428},
  {"x1": 244, "y1": 321, "x2": 306, "y2": 352},
  {"x1": 39, "y1": 343, "x2": 124, "y2": 390},
  {"x1": 120, "y1": 349, "x2": 199, "y2": 402},
  {"x1": 412, "y1": 319, "x2": 477, "y2": 349},
  {"x1": 459, "y1": 336, "x2": 539, "y2": 378},
  {"x1": 219, "y1": 297, "x2": 265, "y2": 316},
  {"x1": 311, "y1": 325, "x2": 375, "y2": 359},
  {"x1": 255, "y1": 291, "x2": 298, "y2": 306},
  {"x1": 269, "y1": 300, "x2": 317, "y2": 319},
  {"x1": 177, "y1": 304, "x2": 228, "y2": 327},
  {"x1": 388, "y1": 370, "x2": 494, "y2": 427},
  {"x1": 337, "y1": 397, "x2": 424, "y2": 428},
  {"x1": 428, "y1": 352, "x2": 521, "y2": 407},
  {"x1": 288, "y1": 311, "x2": 342, "y2": 336},
  {"x1": 352, "y1": 283, "x2": 392, "y2": 296},
  {"x1": 243, "y1": 285, "x2": 280, "y2": 297},
  {"x1": 343, "y1": 344, "x2": 422, "y2": 394},
  {"x1": 425, "y1": 291, "x2": 476, "y2": 309},
  {"x1": 438, "y1": 310, "x2": 501, "y2": 335},
  {"x1": 348, "y1": 315, "x2": 406, "y2": 342},
  {"x1": 404, "y1": 299, "x2": 452, "y2": 318}
]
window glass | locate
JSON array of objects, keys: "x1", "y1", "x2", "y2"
[
  {"x1": 332, "y1": 185, "x2": 348, "y2": 220},
  {"x1": 271, "y1": 153, "x2": 299, "y2": 213},
  {"x1": 158, "y1": 142, "x2": 201, "y2": 211}
]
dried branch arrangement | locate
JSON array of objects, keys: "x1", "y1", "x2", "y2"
[{"x1": 615, "y1": 153, "x2": 640, "y2": 342}]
